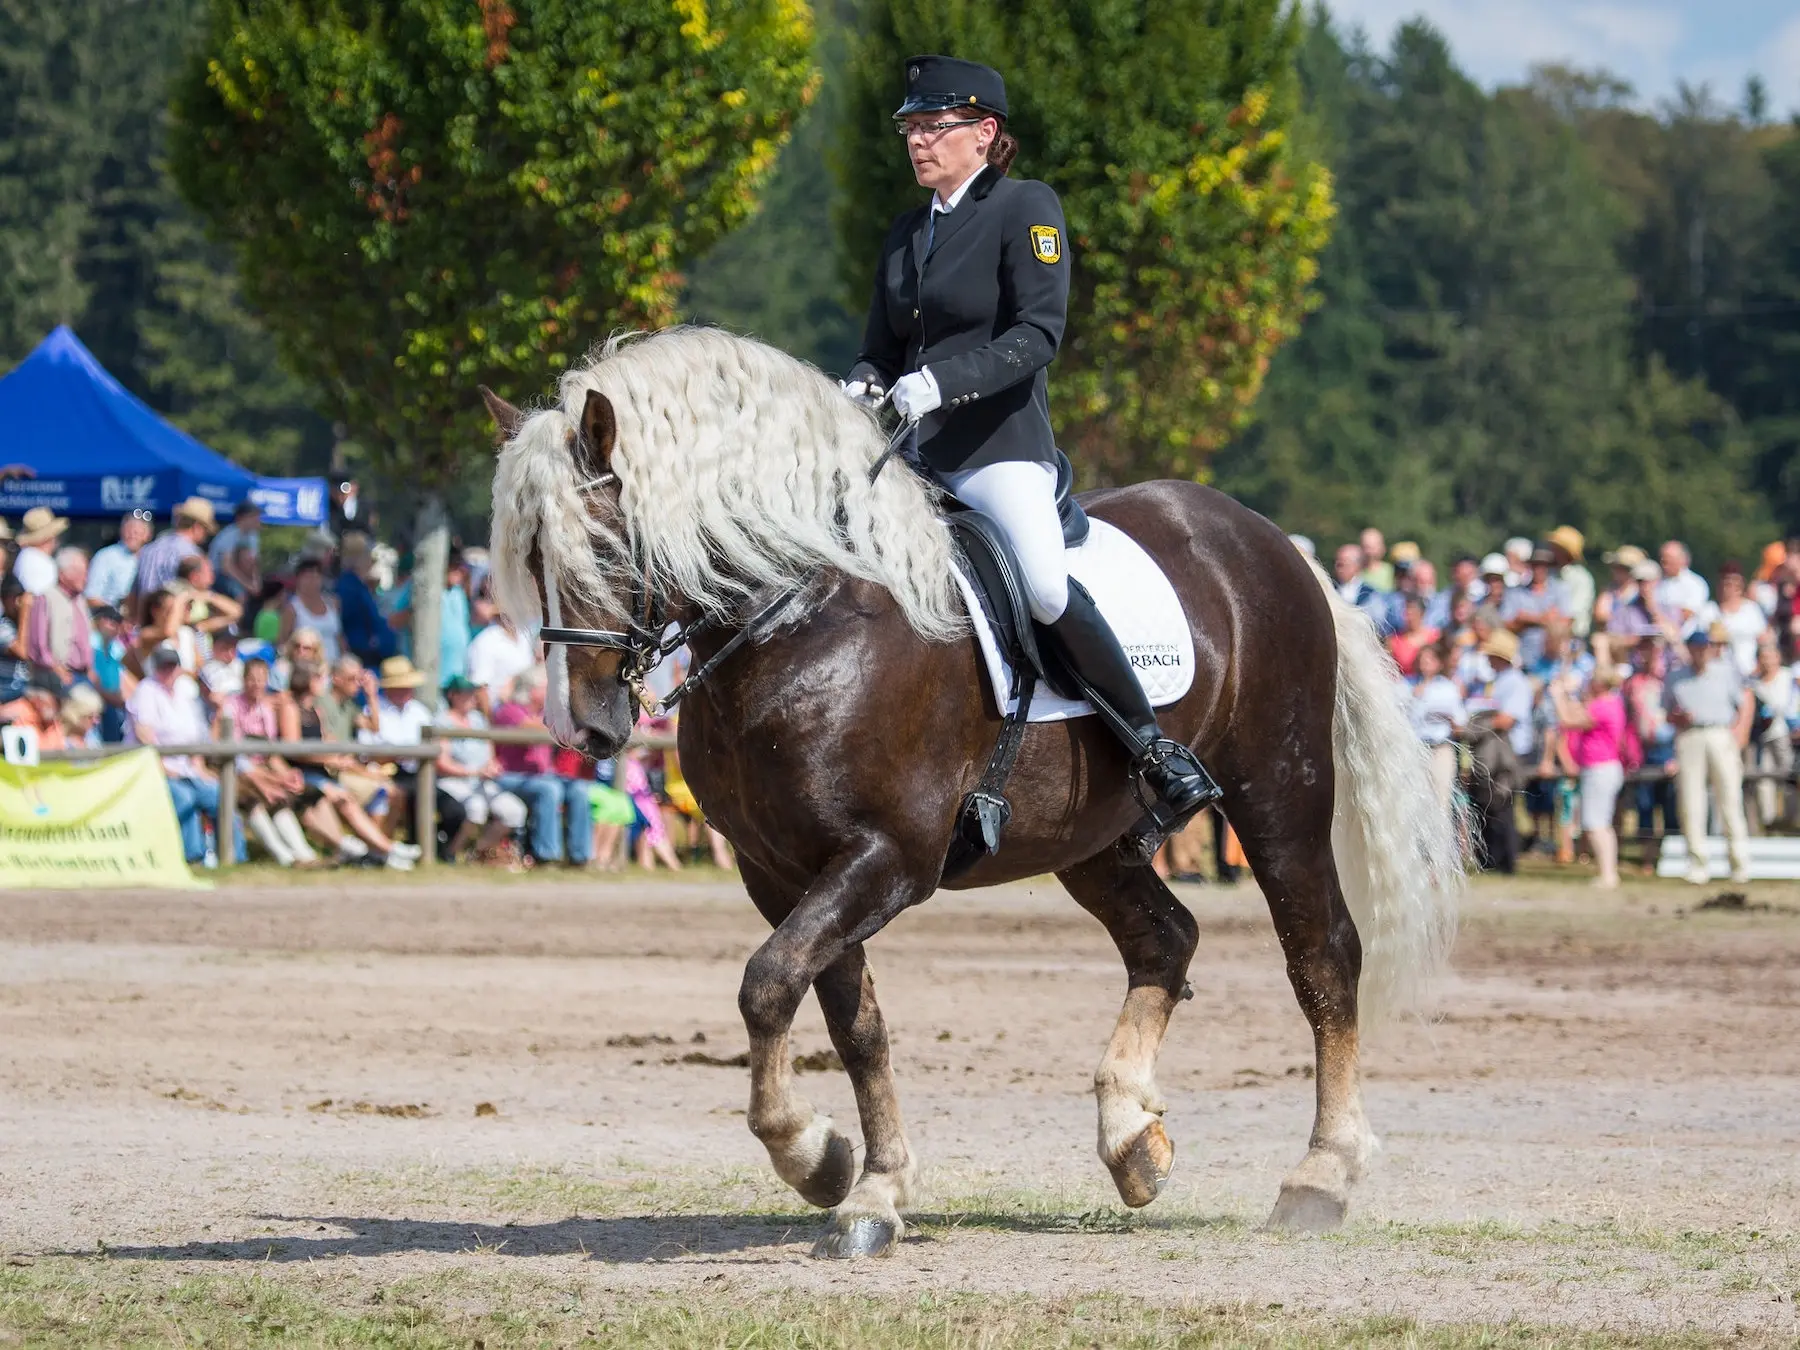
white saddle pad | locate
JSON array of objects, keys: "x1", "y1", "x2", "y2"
[{"x1": 950, "y1": 516, "x2": 1195, "y2": 723}]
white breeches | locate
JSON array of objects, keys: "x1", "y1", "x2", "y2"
[{"x1": 938, "y1": 460, "x2": 1069, "y2": 623}]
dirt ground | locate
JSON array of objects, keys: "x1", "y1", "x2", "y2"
[{"x1": 3, "y1": 865, "x2": 1799, "y2": 1342}]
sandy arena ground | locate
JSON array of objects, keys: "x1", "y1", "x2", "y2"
[{"x1": 3, "y1": 867, "x2": 1798, "y2": 1340}]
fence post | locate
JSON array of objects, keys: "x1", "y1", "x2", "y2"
[
  {"x1": 216, "y1": 710, "x2": 237, "y2": 867},
  {"x1": 415, "y1": 726, "x2": 437, "y2": 868}
]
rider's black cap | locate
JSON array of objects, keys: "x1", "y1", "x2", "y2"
[{"x1": 895, "y1": 55, "x2": 1007, "y2": 120}]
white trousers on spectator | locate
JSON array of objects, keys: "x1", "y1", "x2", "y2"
[
  {"x1": 439, "y1": 778, "x2": 528, "y2": 829},
  {"x1": 937, "y1": 460, "x2": 1069, "y2": 623},
  {"x1": 1675, "y1": 726, "x2": 1749, "y2": 873},
  {"x1": 1426, "y1": 742, "x2": 1457, "y2": 809}
]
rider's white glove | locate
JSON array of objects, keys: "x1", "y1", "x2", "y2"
[
  {"x1": 841, "y1": 378, "x2": 885, "y2": 410},
  {"x1": 891, "y1": 368, "x2": 942, "y2": 420}
]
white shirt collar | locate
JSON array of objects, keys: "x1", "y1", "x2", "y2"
[{"x1": 932, "y1": 164, "x2": 986, "y2": 215}]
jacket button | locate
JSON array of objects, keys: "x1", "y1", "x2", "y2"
[{"x1": 912, "y1": 308, "x2": 920, "y2": 318}]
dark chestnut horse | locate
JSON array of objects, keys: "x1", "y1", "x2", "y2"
[{"x1": 486, "y1": 328, "x2": 1461, "y2": 1257}]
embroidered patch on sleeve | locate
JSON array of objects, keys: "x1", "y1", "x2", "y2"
[{"x1": 1028, "y1": 225, "x2": 1062, "y2": 264}]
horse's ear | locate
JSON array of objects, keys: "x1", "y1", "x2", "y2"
[
  {"x1": 478, "y1": 386, "x2": 523, "y2": 446},
  {"x1": 578, "y1": 388, "x2": 617, "y2": 475}
]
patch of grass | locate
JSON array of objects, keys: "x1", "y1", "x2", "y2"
[{"x1": 0, "y1": 1259, "x2": 1740, "y2": 1349}]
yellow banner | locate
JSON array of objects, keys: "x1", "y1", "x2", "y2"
[{"x1": 0, "y1": 748, "x2": 205, "y2": 889}]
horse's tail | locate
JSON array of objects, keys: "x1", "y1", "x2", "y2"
[{"x1": 1312, "y1": 564, "x2": 1465, "y2": 1020}]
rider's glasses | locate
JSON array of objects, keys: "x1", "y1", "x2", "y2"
[{"x1": 894, "y1": 117, "x2": 984, "y2": 138}]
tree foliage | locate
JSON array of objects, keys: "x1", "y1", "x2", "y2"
[
  {"x1": 833, "y1": 0, "x2": 1333, "y2": 482},
  {"x1": 168, "y1": 0, "x2": 817, "y2": 488}
]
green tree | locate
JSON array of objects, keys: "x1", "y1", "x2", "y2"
[
  {"x1": 169, "y1": 0, "x2": 815, "y2": 689},
  {"x1": 833, "y1": 0, "x2": 1333, "y2": 483}
]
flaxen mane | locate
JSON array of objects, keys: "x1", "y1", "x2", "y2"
[{"x1": 491, "y1": 327, "x2": 965, "y2": 644}]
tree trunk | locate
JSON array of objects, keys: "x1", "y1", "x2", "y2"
[{"x1": 412, "y1": 493, "x2": 449, "y2": 710}]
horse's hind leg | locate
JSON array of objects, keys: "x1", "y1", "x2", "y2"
[
  {"x1": 809, "y1": 947, "x2": 916, "y2": 1257},
  {"x1": 1057, "y1": 850, "x2": 1200, "y2": 1207},
  {"x1": 1230, "y1": 784, "x2": 1373, "y2": 1232}
]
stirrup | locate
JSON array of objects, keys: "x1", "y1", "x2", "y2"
[{"x1": 1118, "y1": 740, "x2": 1222, "y2": 867}]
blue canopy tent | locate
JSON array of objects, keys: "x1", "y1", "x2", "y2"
[{"x1": 0, "y1": 326, "x2": 328, "y2": 526}]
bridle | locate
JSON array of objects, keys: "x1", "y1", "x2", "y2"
[{"x1": 535, "y1": 410, "x2": 916, "y2": 716}]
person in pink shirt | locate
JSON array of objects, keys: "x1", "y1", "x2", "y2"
[
  {"x1": 1553, "y1": 664, "x2": 1629, "y2": 888},
  {"x1": 490, "y1": 667, "x2": 592, "y2": 866}
]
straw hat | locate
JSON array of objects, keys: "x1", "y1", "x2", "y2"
[
  {"x1": 1547, "y1": 526, "x2": 1584, "y2": 561},
  {"x1": 378, "y1": 655, "x2": 427, "y2": 689},
  {"x1": 1390, "y1": 540, "x2": 1422, "y2": 565},
  {"x1": 172, "y1": 497, "x2": 219, "y2": 533},
  {"x1": 1479, "y1": 629, "x2": 1520, "y2": 665},
  {"x1": 1604, "y1": 544, "x2": 1647, "y2": 569},
  {"x1": 15, "y1": 507, "x2": 68, "y2": 548}
]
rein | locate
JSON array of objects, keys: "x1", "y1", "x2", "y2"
[{"x1": 535, "y1": 414, "x2": 918, "y2": 717}]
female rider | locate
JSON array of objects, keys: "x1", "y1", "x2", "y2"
[{"x1": 842, "y1": 54, "x2": 1218, "y2": 823}]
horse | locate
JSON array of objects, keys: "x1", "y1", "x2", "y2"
[{"x1": 484, "y1": 326, "x2": 1462, "y2": 1258}]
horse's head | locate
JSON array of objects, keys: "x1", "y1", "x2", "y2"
[{"x1": 482, "y1": 383, "x2": 638, "y2": 758}]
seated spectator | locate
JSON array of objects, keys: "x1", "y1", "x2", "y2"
[
  {"x1": 467, "y1": 593, "x2": 538, "y2": 715},
  {"x1": 59, "y1": 684, "x2": 104, "y2": 747},
  {"x1": 1387, "y1": 595, "x2": 1439, "y2": 677},
  {"x1": 172, "y1": 553, "x2": 243, "y2": 639},
  {"x1": 277, "y1": 558, "x2": 342, "y2": 663},
  {"x1": 434, "y1": 675, "x2": 529, "y2": 863},
  {"x1": 336, "y1": 533, "x2": 398, "y2": 666},
  {"x1": 1624, "y1": 637, "x2": 1678, "y2": 870},
  {"x1": 88, "y1": 605, "x2": 129, "y2": 742},
  {"x1": 1360, "y1": 528, "x2": 1395, "y2": 592},
  {"x1": 1409, "y1": 642, "x2": 1465, "y2": 808},
  {"x1": 491, "y1": 667, "x2": 590, "y2": 867},
  {"x1": 1749, "y1": 641, "x2": 1797, "y2": 831},
  {"x1": 1655, "y1": 540, "x2": 1710, "y2": 641},
  {"x1": 1333, "y1": 543, "x2": 1392, "y2": 635},
  {"x1": 199, "y1": 629, "x2": 246, "y2": 702},
  {"x1": 127, "y1": 642, "x2": 234, "y2": 865},
  {"x1": 25, "y1": 547, "x2": 93, "y2": 688},
  {"x1": 363, "y1": 655, "x2": 464, "y2": 855},
  {"x1": 1554, "y1": 664, "x2": 1629, "y2": 889},
  {"x1": 1702, "y1": 562, "x2": 1766, "y2": 678},
  {"x1": 12, "y1": 507, "x2": 68, "y2": 596},
  {"x1": 279, "y1": 662, "x2": 419, "y2": 869},
  {"x1": 0, "y1": 576, "x2": 29, "y2": 702},
  {"x1": 273, "y1": 627, "x2": 328, "y2": 692},
  {"x1": 85, "y1": 510, "x2": 151, "y2": 612},
  {"x1": 1452, "y1": 606, "x2": 1502, "y2": 695},
  {"x1": 130, "y1": 586, "x2": 201, "y2": 680},
  {"x1": 0, "y1": 670, "x2": 70, "y2": 752},
  {"x1": 584, "y1": 754, "x2": 637, "y2": 871},
  {"x1": 221, "y1": 656, "x2": 317, "y2": 867},
  {"x1": 1477, "y1": 553, "x2": 1509, "y2": 607},
  {"x1": 248, "y1": 577, "x2": 287, "y2": 645}
]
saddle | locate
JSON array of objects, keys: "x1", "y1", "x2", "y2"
[{"x1": 938, "y1": 450, "x2": 1088, "y2": 881}]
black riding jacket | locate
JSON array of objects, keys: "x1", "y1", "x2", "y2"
[{"x1": 847, "y1": 165, "x2": 1071, "y2": 473}]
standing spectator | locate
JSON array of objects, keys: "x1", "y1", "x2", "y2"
[
  {"x1": 1465, "y1": 630, "x2": 1533, "y2": 872},
  {"x1": 1333, "y1": 544, "x2": 1390, "y2": 635},
  {"x1": 1748, "y1": 642, "x2": 1797, "y2": 831},
  {"x1": 336, "y1": 534, "x2": 398, "y2": 667},
  {"x1": 394, "y1": 550, "x2": 474, "y2": 683},
  {"x1": 1666, "y1": 624, "x2": 1754, "y2": 885},
  {"x1": 466, "y1": 596, "x2": 538, "y2": 715},
  {"x1": 1409, "y1": 642, "x2": 1465, "y2": 809},
  {"x1": 24, "y1": 547, "x2": 92, "y2": 688},
  {"x1": 1751, "y1": 542, "x2": 1785, "y2": 618},
  {"x1": 88, "y1": 605, "x2": 129, "y2": 742},
  {"x1": 1595, "y1": 550, "x2": 1659, "y2": 664},
  {"x1": 1554, "y1": 665, "x2": 1629, "y2": 889},
  {"x1": 172, "y1": 555, "x2": 244, "y2": 642},
  {"x1": 1477, "y1": 553, "x2": 1510, "y2": 606},
  {"x1": 85, "y1": 511, "x2": 151, "y2": 611},
  {"x1": 1625, "y1": 636, "x2": 1679, "y2": 868},
  {"x1": 1359, "y1": 527, "x2": 1394, "y2": 592},
  {"x1": 128, "y1": 587, "x2": 201, "y2": 679},
  {"x1": 491, "y1": 667, "x2": 591, "y2": 867},
  {"x1": 1547, "y1": 527, "x2": 1594, "y2": 640},
  {"x1": 127, "y1": 642, "x2": 229, "y2": 864},
  {"x1": 1702, "y1": 563, "x2": 1767, "y2": 677},
  {"x1": 132, "y1": 498, "x2": 218, "y2": 614},
  {"x1": 207, "y1": 502, "x2": 262, "y2": 602},
  {"x1": 1411, "y1": 557, "x2": 1439, "y2": 610},
  {"x1": 1654, "y1": 540, "x2": 1710, "y2": 640},
  {"x1": 277, "y1": 559, "x2": 343, "y2": 663},
  {"x1": 11, "y1": 507, "x2": 68, "y2": 595},
  {"x1": 1500, "y1": 545, "x2": 1567, "y2": 670},
  {"x1": 434, "y1": 676, "x2": 529, "y2": 863},
  {"x1": 1426, "y1": 555, "x2": 1480, "y2": 630},
  {"x1": 1385, "y1": 542, "x2": 1424, "y2": 631},
  {"x1": 1503, "y1": 537, "x2": 1533, "y2": 589},
  {"x1": 1387, "y1": 595, "x2": 1439, "y2": 677}
]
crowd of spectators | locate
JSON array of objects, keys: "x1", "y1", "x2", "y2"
[
  {"x1": 1299, "y1": 525, "x2": 1800, "y2": 885},
  {"x1": 0, "y1": 498, "x2": 731, "y2": 874}
]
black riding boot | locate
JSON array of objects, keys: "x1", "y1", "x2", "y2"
[{"x1": 1045, "y1": 579, "x2": 1222, "y2": 821}]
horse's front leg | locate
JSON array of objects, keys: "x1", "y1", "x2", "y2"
[{"x1": 737, "y1": 839, "x2": 924, "y2": 1255}]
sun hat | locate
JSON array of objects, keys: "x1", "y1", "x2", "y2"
[
  {"x1": 1529, "y1": 544, "x2": 1555, "y2": 565},
  {"x1": 1479, "y1": 629, "x2": 1520, "y2": 664},
  {"x1": 1479, "y1": 552, "x2": 1508, "y2": 577},
  {"x1": 148, "y1": 641, "x2": 184, "y2": 669},
  {"x1": 1504, "y1": 536, "x2": 1532, "y2": 560},
  {"x1": 1631, "y1": 560, "x2": 1661, "y2": 583},
  {"x1": 15, "y1": 507, "x2": 69, "y2": 548},
  {"x1": 442, "y1": 674, "x2": 479, "y2": 696},
  {"x1": 172, "y1": 497, "x2": 219, "y2": 533},
  {"x1": 1547, "y1": 526, "x2": 1585, "y2": 561},
  {"x1": 1604, "y1": 544, "x2": 1647, "y2": 569},
  {"x1": 378, "y1": 655, "x2": 427, "y2": 689},
  {"x1": 1390, "y1": 540, "x2": 1422, "y2": 565}
]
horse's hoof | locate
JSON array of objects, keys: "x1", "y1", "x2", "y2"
[
  {"x1": 811, "y1": 1213, "x2": 902, "y2": 1259},
  {"x1": 793, "y1": 1129, "x2": 858, "y2": 1209},
  {"x1": 1264, "y1": 1183, "x2": 1347, "y2": 1233},
  {"x1": 1107, "y1": 1118, "x2": 1174, "y2": 1208}
]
